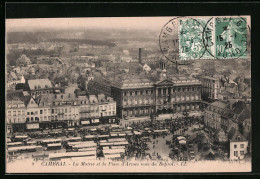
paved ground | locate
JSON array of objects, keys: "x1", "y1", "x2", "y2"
[{"x1": 146, "y1": 134, "x2": 173, "y2": 160}]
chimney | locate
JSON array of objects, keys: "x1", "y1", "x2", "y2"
[{"x1": 139, "y1": 48, "x2": 142, "y2": 64}]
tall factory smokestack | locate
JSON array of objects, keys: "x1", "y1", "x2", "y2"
[{"x1": 139, "y1": 48, "x2": 143, "y2": 64}]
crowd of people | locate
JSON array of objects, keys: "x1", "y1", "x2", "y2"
[{"x1": 8, "y1": 115, "x2": 205, "y2": 162}]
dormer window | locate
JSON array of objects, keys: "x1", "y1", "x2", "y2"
[
  {"x1": 38, "y1": 85, "x2": 41, "y2": 89},
  {"x1": 45, "y1": 85, "x2": 48, "y2": 88},
  {"x1": 237, "y1": 136, "x2": 241, "y2": 140}
]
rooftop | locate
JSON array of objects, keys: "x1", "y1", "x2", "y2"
[
  {"x1": 210, "y1": 101, "x2": 229, "y2": 109},
  {"x1": 28, "y1": 79, "x2": 53, "y2": 90},
  {"x1": 228, "y1": 127, "x2": 247, "y2": 142}
]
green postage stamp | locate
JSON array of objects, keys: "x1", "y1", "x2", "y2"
[{"x1": 177, "y1": 16, "x2": 248, "y2": 60}]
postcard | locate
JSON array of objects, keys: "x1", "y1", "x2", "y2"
[{"x1": 6, "y1": 16, "x2": 251, "y2": 173}]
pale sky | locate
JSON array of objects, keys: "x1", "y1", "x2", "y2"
[{"x1": 6, "y1": 17, "x2": 175, "y2": 31}]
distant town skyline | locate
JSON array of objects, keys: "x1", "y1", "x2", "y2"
[{"x1": 6, "y1": 17, "x2": 176, "y2": 32}]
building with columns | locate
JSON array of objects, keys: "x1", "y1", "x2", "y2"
[
  {"x1": 155, "y1": 76, "x2": 201, "y2": 115},
  {"x1": 111, "y1": 75, "x2": 202, "y2": 119}
]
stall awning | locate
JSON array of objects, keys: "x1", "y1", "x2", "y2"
[
  {"x1": 133, "y1": 131, "x2": 141, "y2": 135},
  {"x1": 81, "y1": 121, "x2": 90, "y2": 125},
  {"x1": 92, "y1": 119, "x2": 100, "y2": 123},
  {"x1": 84, "y1": 135, "x2": 96, "y2": 139},
  {"x1": 179, "y1": 140, "x2": 186, "y2": 145},
  {"x1": 177, "y1": 136, "x2": 186, "y2": 141},
  {"x1": 47, "y1": 143, "x2": 62, "y2": 147}
]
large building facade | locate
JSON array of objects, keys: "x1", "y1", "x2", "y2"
[
  {"x1": 6, "y1": 87, "x2": 117, "y2": 133},
  {"x1": 111, "y1": 76, "x2": 202, "y2": 119},
  {"x1": 201, "y1": 76, "x2": 220, "y2": 100}
]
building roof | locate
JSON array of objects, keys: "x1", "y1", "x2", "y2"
[
  {"x1": 203, "y1": 76, "x2": 218, "y2": 81},
  {"x1": 111, "y1": 74, "x2": 154, "y2": 89},
  {"x1": 6, "y1": 98, "x2": 26, "y2": 108},
  {"x1": 38, "y1": 94, "x2": 55, "y2": 106},
  {"x1": 9, "y1": 71, "x2": 19, "y2": 80},
  {"x1": 232, "y1": 101, "x2": 246, "y2": 114},
  {"x1": 210, "y1": 101, "x2": 229, "y2": 109},
  {"x1": 17, "y1": 54, "x2": 31, "y2": 64},
  {"x1": 228, "y1": 127, "x2": 247, "y2": 142},
  {"x1": 89, "y1": 95, "x2": 98, "y2": 104},
  {"x1": 28, "y1": 79, "x2": 53, "y2": 90}
]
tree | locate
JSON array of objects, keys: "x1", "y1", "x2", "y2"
[{"x1": 77, "y1": 75, "x2": 86, "y2": 91}]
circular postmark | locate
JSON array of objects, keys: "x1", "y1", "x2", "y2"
[
  {"x1": 159, "y1": 16, "x2": 251, "y2": 62},
  {"x1": 159, "y1": 16, "x2": 207, "y2": 64},
  {"x1": 203, "y1": 16, "x2": 250, "y2": 59}
]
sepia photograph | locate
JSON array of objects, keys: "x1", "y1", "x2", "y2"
[{"x1": 5, "y1": 15, "x2": 251, "y2": 173}]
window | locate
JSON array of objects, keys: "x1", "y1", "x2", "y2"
[
  {"x1": 52, "y1": 109, "x2": 54, "y2": 114},
  {"x1": 13, "y1": 111, "x2": 16, "y2": 116},
  {"x1": 234, "y1": 151, "x2": 238, "y2": 156},
  {"x1": 234, "y1": 145, "x2": 237, "y2": 148},
  {"x1": 40, "y1": 110, "x2": 43, "y2": 114},
  {"x1": 240, "y1": 144, "x2": 244, "y2": 148},
  {"x1": 8, "y1": 111, "x2": 11, "y2": 116},
  {"x1": 151, "y1": 90, "x2": 154, "y2": 94},
  {"x1": 18, "y1": 111, "x2": 21, "y2": 115},
  {"x1": 240, "y1": 151, "x2": 244, "y2": 155},
  {"x1": 135, "y1": 91, "x2": 137, "y2": 95}
]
